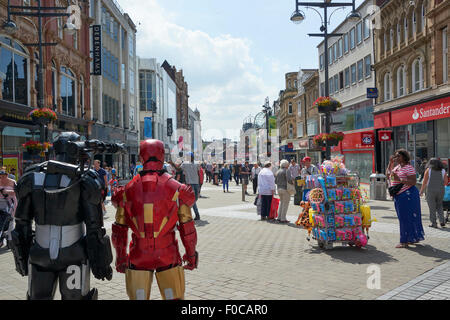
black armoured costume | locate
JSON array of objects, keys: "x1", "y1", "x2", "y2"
[{"x1": 9, "y1": 132, "x2": 114, "y2": 300}]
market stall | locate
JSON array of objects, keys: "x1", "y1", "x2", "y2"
[{"x1": 295, "y1": 158, "x2": 374, "y2": 250}]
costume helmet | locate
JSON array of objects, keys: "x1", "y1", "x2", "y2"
[{"x1": 140, "y1": 139, "x2": 165, "y2": 171}]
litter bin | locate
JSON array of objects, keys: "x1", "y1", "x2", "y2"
[{"x1": 370, "y1": 173, "x2": 387, "y2": 200}]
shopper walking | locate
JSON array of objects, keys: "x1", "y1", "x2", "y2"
[
  {"x1": 387, "y1": 149, "x2": 425, "y2": 248},
  {"x1": 93, "y1": 160, "x2": 108, "y2": 215},
  {"x1": 258, "y1": 161, "x2": 276, "y2": 221},
  {"x1": 174, "y1": 160, "x2": 185, "y2": 183},
  {"x1": 0, "y1": 167, "x2": 17, "y2": 244},
  {"x1": 251, "y1": 163, "x2": 262, "y2": 195},
  {"x1": 233, "y1": 160, "x2": 241, "y2": 186},
  {"x1": 241, "y1": 161, "x2": 251, "y2": 195},
  {"x1": 419, "y1": 158, "x2": 448, "y2": 228},
  {"x1": 182, "y1": 161, "x2": 201, "y2": 220},
  {"x1": 221, "y1": 164, "x2": 232, "y2": 193},
  {"x1": 206, "y1": 162, "x2": 213, "y2": 183},
  {"x1": 275, "y1": 160, "x2": 293, "y2": 223}
]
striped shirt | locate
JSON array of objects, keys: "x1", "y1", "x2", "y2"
[{"x1": 391, "y1": 164, "x2": 415, "y2": 195}]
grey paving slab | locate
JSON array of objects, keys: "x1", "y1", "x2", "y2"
[{"x1": 0, "y1": 184, "x2": 449, "y2": 300}]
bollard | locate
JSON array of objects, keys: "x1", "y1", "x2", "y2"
[{"x1": 242, "y1": 183, "x2": 245, "y2": 202}]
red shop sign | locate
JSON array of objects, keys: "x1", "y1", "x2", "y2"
[
  {"x1": 378, "y1": 130, "x2": 392, "y2": 142},
  {"x1": 391, "y1": 96, "x2": 450, "y2": 127},
  {"x1": 361, "y1": 132, "x2": 374, "y2": 145}
]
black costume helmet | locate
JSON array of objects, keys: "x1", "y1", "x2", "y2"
[{"x1": 53, "y1": 132, "x2": 81, "y2": 164}]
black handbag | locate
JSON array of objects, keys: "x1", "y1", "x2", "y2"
[{"x1": 388, "y1": 183, "x2": 404, "y2": 197}]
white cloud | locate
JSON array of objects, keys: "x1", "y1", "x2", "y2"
[{"x1": 120, "y1": 0, "x2": 278, "y2": 141}]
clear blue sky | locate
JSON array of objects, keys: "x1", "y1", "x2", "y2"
[{"x1": 120, "y1": 0, "x2": 364, "y2": 141}]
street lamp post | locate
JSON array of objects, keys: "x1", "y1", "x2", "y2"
[
  {"x1": 290, "y1": 0, "x2": 360, "y2": 160},
  {"x1": 262, "y1": 97, "x2": 271, "y2": 158},
  {"x1": 3, "y1": 0, "x2": 74, "y2": 145}
]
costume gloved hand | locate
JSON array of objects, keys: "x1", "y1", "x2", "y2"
[
  {"x1": 183, "y1": 251, "x2": 198, "y2": 270},
  {"x1": 92, "y1": 264, "x2": 113, "y2": 281},
  {"x1": 115, "y1": 255, "x2": 128, "y2": 273}
]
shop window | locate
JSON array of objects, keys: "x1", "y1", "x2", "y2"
[
  {"x1": 436, "y1": 118, "x2": 450, "y2": 159},
  {"x1": 345, "y1": 153, "x2": 373, "y2": 183},
  {"x1": 60, "y1": 66, "x2": 76, "y2": 117},
  {"x1": 0, "y1": 36, "x2": 29, "y2": 105}
]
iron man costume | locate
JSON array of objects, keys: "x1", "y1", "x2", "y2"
[{"x1": 111, "y1": 139, "x2": 198, "y2": 300}]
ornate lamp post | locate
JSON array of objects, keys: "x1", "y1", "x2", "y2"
[{"x1": 290, "y1": 0, "x2": 361, "y2": 160}]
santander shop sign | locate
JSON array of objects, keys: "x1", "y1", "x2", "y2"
[{"x1": 391, "y1": 97, "x2": 450, "y2": 127}]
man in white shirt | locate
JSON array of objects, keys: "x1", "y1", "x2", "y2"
[
  {"x1": 288, "y1": 159, "x2": 301, "y2": 180},
  {"x1": 258, "y1": 161, "x2": 276, "y2": 221},
  {"x1": 251, "y1": 163, "x2": 262, "y2": 195}
]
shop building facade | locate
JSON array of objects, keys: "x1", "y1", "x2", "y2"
[
  {"x1": 318, "y1": 0, "x2": 376, "y2": 183},
  {"x1": 0, "y1": 0, "x2": 92, "y2": 177},
  {"x1": 89, "y1": 0, "x2": 139, "y2": 178},
  {"x1": 293, "y1": 69, "x2": 321, "y2": 165},
  {"x1": 373, "y1": 0, "x2": 450, "y2": 174}
]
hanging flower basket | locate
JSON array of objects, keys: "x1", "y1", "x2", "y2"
[
  {"x1": 22, "y1": 140, "x2": 52, "y2": 155},
  {"x1": 313, "y1": 96, "x2": 342, "y2": 113},
  {"x1": 28, "y1": 108, "x2": 57, "y2": 125},
  {"x1": 313, "y1": 132, "x2": 345, "y2": 147}
]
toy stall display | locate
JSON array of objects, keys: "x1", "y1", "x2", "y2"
[{"x1": 295, "y1": 158, "x2": 374, "y2": 250}]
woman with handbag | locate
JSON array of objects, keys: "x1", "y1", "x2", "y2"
[
  {"x1": 275, "y1": 160, "x2": 293, "y2": 224},
  {"x1": 387, "y1": 149, "x2": 425, "y2": 248},
  {"x1": 419, "y1": 158, "x2": 448, "y2": 228}
]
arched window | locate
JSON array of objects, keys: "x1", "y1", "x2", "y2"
[
  {"x1": 397, "y1": 23, "x2": 401, "y2": 46},
  {"x1": 0, "y1": 36, "x2": 29, "y2": 105},
  {"x1": 288, "y1": 102, "x2": 293, "y2": 114},
  {"x1": 412, "y1": 10, "x2": 417, "y2": 35},
  {"x1": 404, "y1": 17, "x2": 408, "y2": 40},
  {"x1": 60, "y1": 66, "x2": 76, "y2": 117},
  {"x1": 289, "y1": 124, "x2": 293, "y2": 139},
  {"x1": 34, "y1": 52, "x2": 39, "y2": 97},
  {"x1": 384, "y1": 73, "x2": 391, "y2": 101},
  {"x1": 390, "y1": 28, "x2": 394, "y2": 50},
  {"x1": 412, "y1": 58, "x2": 423, "y2": 92},
  {"x1": 397, "y1": 66, "x2": 406, "y2": 97}
]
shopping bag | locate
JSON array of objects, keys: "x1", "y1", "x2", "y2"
[
  {"x1": 444, "y1": 186, "x2": 450, "y2": 202},
  {"x1": 269, "y1": 197, "x2": 280, "y2": 219},
  {"x1": 287, "y1": 182, "x2": 296, "y2": 196}
]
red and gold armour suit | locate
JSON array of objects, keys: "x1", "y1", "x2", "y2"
[{"x1": 111, "y1": 139, "x2": 198, "y2": 300}]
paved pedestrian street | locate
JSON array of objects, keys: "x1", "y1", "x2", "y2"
[{"x1": 1, "y1": 183, "x2": 449, "y2": 300}]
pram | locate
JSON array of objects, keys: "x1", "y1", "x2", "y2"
[
  {"x1": 0, "y1": 190, "x2": 15, "y2": 248},
  {"x1": 444, "y1": 201, "x2": 450, "y2": 223}
]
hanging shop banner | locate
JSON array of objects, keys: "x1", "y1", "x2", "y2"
[
  {"x1": 378, "y1": 130, "x2": 392, "y2": 142},
  {"x1": 361, "y1": 132, "x2": 374, "y2": 145},
  {"x1": 367, "y1": 88, "x2": 378, "y2": 99},
  {"x1": 144, "y1": 117, "x2": 152, "y2": 139},
  {"x1": 269, "y1": 116, "x2": 277, "y2": 137},
  {"x1": 391, "y1": 96, "x2": 450, "y2": 127},
  {"x1": 92, "y1": 25, "x2": 102, "y2": 76},
  {"x1": 167, "y1": 118, "x2": 173, "y2": 137}
]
